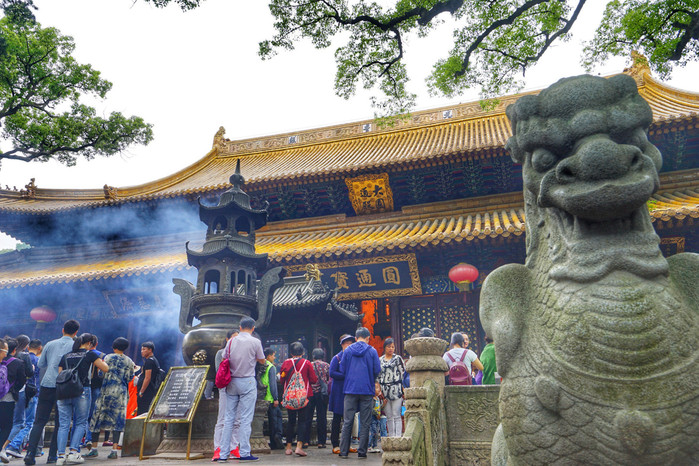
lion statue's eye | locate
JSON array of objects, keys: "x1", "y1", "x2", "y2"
[{"x1": 531, "y1": 148, "x2": 557, "y2": 173}]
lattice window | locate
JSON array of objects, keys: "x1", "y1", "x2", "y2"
[
  {"x1": 401, "y1": 307, "x2": 437, "y2": 341},
  {"x1": 439, "y1": 303, "x2": 480, "y2": 354}
]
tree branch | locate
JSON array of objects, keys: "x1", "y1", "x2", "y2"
[{"x1": 456, "y1": 0, "x2": 586, "y2": 77}]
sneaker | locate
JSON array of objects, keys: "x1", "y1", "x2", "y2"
[
  {"x1": 83, "y1": 450, "x2": 98, "y2": 459},
  {"x1": 238, "y1": 456, "x2": 259, "y2": 462},
  {"x1": 230, "y1": 446, "x2": 240, "y2": 459},
  {"x1": 23, "y1": 456, "x2": 36, "y2": 466},
  {"x1": 107, "y1": 452, "x2": 118, "y2": 460},
  {"x1": 358, "y1": 453, "x2": 367, "y2": 459},
  {"x1": 317, "y1": 444, "x2": 326, "y2": 449},
  {"x1": 46, "y1": 457, "x2": 57, "y2": 464},
  {"x1": 1, "y1": 451, "x2": 9, "y2": 464},
  {"x1": 101, "y1": 442, "x2": 112, "y2": 448},
  {"x1": 84, "y1": 442, "x2": 92, "y2": 452},
  {"x1": 211, "y1": 447, "x2": 220, "y2": 462},
  {"x1": 6, "y1": 448, "x2": 23, "y2": 459},
  {"x1": 349, "y1": 447, "x2": 358, "y2": 453},
  {"x1": 339, "y1": 455, "x2": 349, "y2": 460},
  {"x1": 54, "y1": 458, "x2": 65, "y2": 466},
  {"x1": 368, "y1": 447, "x2": 379, "y2": 453},
  {"x1": 65, "y1": 452, "x2": 84, "y2": 464},
  {"x1": 332, "y1": 447, "x2": 340, "y2": 454}
]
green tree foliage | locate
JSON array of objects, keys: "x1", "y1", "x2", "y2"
[
  {"x1": 258, "y1": 0, "x2": 698, "y2": 116},
  {"x1": 0, "y1": 15, "x2": 153, "y2": 167},
  {"x1": 140, "y1": 0, "x2": 699, "y2": 116},
  {"x1": 584, "y1": 0, "x2": 699, "y2": 77}
]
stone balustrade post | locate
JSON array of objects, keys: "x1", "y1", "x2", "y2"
[
  {"x1": 403, "y1": 337, "x2": 449, "y2": 389},
  {"x1": 383, "y1": 337, "x2": 449, "y2": 466}
]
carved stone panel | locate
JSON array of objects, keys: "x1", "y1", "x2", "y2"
[{"x1": 445, "y1": 385, "x2": 500, "y2": 443}]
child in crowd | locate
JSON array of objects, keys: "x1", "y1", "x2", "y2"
[{"x1": 368, "y1": 382, "x2": 386, "y2": 453}]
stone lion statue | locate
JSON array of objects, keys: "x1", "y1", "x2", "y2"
[{"x1": 480, "y1": 74, "x2": 699, "y2": 465}]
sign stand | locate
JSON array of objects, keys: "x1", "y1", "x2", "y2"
[{"x1": 139, "y1": 365, "x2": 208, "y2": 461}]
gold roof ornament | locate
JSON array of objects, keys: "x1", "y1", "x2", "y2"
[{"x1": 304, "y1": 263, "x2": 322, "y2": 281}]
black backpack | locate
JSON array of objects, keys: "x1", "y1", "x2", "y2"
[
  {"x1": 56, "y1": 352, "x2": 87, "y2": 400},
  {"x1": 150, "y1": 358, "x2": 166, "y2": 391}
]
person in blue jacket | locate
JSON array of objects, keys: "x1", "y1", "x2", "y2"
[
  {"x1": 329, "y1": 334, "x2": 355, "y2": 454},
  {"x1": 338, "y1": 327, "x2": 381, "y2": 459}
]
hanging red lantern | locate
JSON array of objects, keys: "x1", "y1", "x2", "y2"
[
  {"x1": 30, "y1": 306, "x2": 56, "y2": 324},
  {"x1": 449, "y1": 263, "x2": 479, "y2": 291}
]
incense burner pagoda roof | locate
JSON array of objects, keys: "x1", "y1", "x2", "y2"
[
  {"x1": 1, "y1": 177, "x2": 696, "y2": 289},
  {"x1": 0, "y1": 68, "x2": 697, "y2": 214}
]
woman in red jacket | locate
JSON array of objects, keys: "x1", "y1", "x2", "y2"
[{"x1": 280, "y1": 341, "x2": 317, "y2": 457}]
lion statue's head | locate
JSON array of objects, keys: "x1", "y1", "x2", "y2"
[{"x1": 506, "y1": 74, "x2": 668, "y2": 282}]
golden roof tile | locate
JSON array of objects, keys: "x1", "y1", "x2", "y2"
[
  {"x1": 1, "y1": 183, "x2": 696, "y2": 289},
  {"x1": 1, "y1": 70, "x2": 698, "y2": 213}
]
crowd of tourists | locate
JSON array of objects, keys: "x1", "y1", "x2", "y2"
[
  {"x1": 1, "y1": 317, "x2": 498, "y2": 464},
  {"x1": 211, "y1": 320, "x2": 498, "y2": 462},
  {"x1": 0, "y1": 319, "x2": 165, "y2": 465}
]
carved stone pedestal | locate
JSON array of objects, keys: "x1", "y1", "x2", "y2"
[
  {"x1": 156, "y1": 398, "x2": 218, "y2": 455},
  {"x1": 383, "y1": 337, "x2": 448, "y2": 466},
  {"x1": 250, "y1": 397, "x2": 270, "y2": 454}
]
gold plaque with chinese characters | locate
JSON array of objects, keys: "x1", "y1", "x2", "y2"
[{"x1": 345, "y1": 173, "x2": 394, "y2": 215}]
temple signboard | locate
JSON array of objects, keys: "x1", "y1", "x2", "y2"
[
  {"x1": 345, "y1": 173, "x2": 394, "y2": 215},
  {"x1": 288, "y1": 253, "x2": 421, "y2": 300}
]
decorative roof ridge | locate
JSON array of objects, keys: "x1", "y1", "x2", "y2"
[
  {"x1": 657, "y1": 168, "x2": 699, "y2": 190},
  {"x1": 0, "y1": 231, "x2": 197, "y2": 263},
  {"x1": 1, "y1": 70, "x2": 697, "y2": 208}
]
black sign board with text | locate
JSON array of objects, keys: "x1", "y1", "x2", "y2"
[{"x1": 148, "y1": 366, "x2": 208, "y2": 422}]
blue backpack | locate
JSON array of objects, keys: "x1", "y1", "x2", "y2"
[{"x1": 0, "y1": 357, "x2": 17, "y2": 399}]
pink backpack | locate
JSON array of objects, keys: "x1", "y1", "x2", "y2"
[
  {"x1": 447, "y1": 351, "x2": 472, "y2": 385},
  {"x1": 281, "y1": 359, "x2": 309, "y2": 410}
]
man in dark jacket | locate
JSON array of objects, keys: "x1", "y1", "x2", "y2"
[
  {"x1": 339, "y1": 327, "x2": 380, "y2": 459},
  {"x1": 329, "y1": 334, "x2": 355, "y2": 453}
]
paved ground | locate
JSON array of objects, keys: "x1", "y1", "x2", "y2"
[{"x1": 8, "y1": 445, "x2": 383, "y2": 465}]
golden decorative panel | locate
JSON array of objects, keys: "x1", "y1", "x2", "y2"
[{"x1": 345, "y1": 173, "x2": 394, "y2": 215}]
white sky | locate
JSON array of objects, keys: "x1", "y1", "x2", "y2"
[{"x1": 1, "y1": 0, "x2": 698, "y2": 249}]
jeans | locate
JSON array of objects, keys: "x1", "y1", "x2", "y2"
[
  {"x1": 220, "y1": 377, "x2": 256, "y2": 459},
  {"x1": 385, "y1": 397, "x2": 403, "y2": 436},
  {"x1": 331, "y1": 413, "x2": 343, "y2": 448},
  {"x1": 213, "y1": 387, "x2": 239, "y2": 450},
  {"x1": 380, "y1": 416, "x2": 388, "y2": 437},
  {"x1": 305, "y1": 395, "x2": 328, "y2": 445},
  {"x1": 24, "y1": 387, "x2": 60, "y2": 461},
  {"x1": 369, "y1": 417, "x2": 380, "y2": 448},
  {"x1": 267, "y1": 404, "x2": 283, "y2": 448},
  {"x1": 340, "y1": 394, "x2": 373, "y2": 456},
  {"x1": 84, "y1": 387, "x2": 100, "y2": 443},
  {"x1": 8, "y1": 393, "x2": 38, "y2": 451},
  {"x1": 56, "y1": 387, "x2": 91, "y2": 456}
]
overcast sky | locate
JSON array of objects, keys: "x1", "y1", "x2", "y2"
[{"x1": 1, "y1": 0, "x2": 698, "y2": 248}]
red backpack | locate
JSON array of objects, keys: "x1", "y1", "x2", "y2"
[
  {"x1": 281, "y1": 359, "x2": 309, "y2": 410},
  {"x1": 447, "y1": 351, "x2": 472, "y2": 385}
]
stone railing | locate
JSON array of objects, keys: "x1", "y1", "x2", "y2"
[
  {"x1": 382, "y1": 337, "x2": 501, "y2": 466},
  {"x1": 444, "y1": 385, "x2": 500, "y2": 465}
]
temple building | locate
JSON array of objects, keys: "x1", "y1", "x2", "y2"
[{"x1": 1, "y1": 63, "x2": 697, "y2": 367}]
